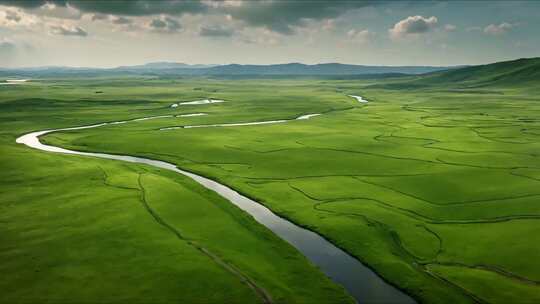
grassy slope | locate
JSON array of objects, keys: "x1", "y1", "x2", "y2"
[
  {"x1": 419, "y1": 57, "x2": 540, "y2": 87},
  {"x1": 0, "y1": 81, "x2": 353, "y2": 304},
  {"x1": 372, "y1": 57, "x2": 540, "y2": 91},
  {"x1": 41, "y1": 70, "x2": 540, "y2": 304}
]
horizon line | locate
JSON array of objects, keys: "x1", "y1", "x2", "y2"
[
  {"x1": 0, "y1": 62, "x2": 467, "y2": 70},
  {"x1": 2, "y1": 56, "x2": 537, "y2": 70}
]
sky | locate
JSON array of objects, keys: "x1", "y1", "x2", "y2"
[{"x1": 0, "y1": 0, "x2": 539, "y2": 68}]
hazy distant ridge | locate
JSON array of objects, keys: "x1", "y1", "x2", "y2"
[
  {"x1": 180, "y1": 63, "x2": 453, "y2": 75},
  {"x1": 0, "y1": 62, "x2": 455, "y2": 77},
  {"x1": 115, "y1": 62, "x2": 218, "y2": 70}
]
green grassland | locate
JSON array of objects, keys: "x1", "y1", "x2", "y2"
[
  {"x1": 0, "y1": 80, "x2": 354, "y2": 304},
  {"x1": 2, "y1": 58, "x2": 540, "y2": 303}
]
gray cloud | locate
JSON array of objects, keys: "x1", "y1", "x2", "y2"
[
  {"x1": 0, "y1": 0, "x2": 51, "y2": 8},
  {"x1": 72, "y1": 0, "x2": 206, "y2": 16},
  {"x1": 150, "y1": 19, "x2": 166, "y2": 28},
  {"x1": 149, "y1": 17, "x2": 181, "y2": 33},
  {"x1": 0, "y1": 1, "x2": 423, "y2": 36},
  {"x1": 0, "y1": 0, "x2": 386, "y2": 35},
  {"x1": 49, "y1": 25, "x2": 88, "y2": 37},
  {"x1": 113, "y1": 16, "x2": 132, "y2": 25},
  {"x1": 199, "y1": 26, "x2": 233, "y2": 38},
  {"x1": 0, "y1": 0, "x2": 208, "y2": 16},
  {"x1": 5, "y1": 10, "x2": 21, "y2": 22},
  {"x1": 347, "y1": 28, "x2": 373, "y2": 44},
  {"x1": 223, "y1": 1, "x2": 378, "y2": 34},
  {"x1": 91, "y1": 13, "x2": 108, "y2": 21},
  {"x1": 28, "y1": 3, "x2": 83, "y2": 20}
]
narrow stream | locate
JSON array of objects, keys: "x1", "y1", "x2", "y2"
[
  {"x1": 349, "y1": 95, "x2": 369, "y2": 103},
  {"x1": 160, "y1": 113, "x2": 321, "y2": 130},
  {"x1": 16, "y1": 110, "x2": 415, "y2": 304}
]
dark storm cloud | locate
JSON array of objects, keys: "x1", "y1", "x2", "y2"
[
  {"x1": 70, "y1": 0, "x2": 207, "y2": 16},
  {"x1": 0, "y1": 0, "x2": 66, "y2": 8},
  {"x1": 222, "y1": 1, "x2": 380, "y2": 34},
  {"x1": 0, "y1": 0, "x2": 208, "y2": 16},
  {"x1": 150, "y1": 19, "x2": 166, "y2": 28},
  {"x1": 1, "y1": 0, "x2": 420, "y2": 35},
  {"x1": 199, "y1": 26, "x2": 233, "y2": 38}
]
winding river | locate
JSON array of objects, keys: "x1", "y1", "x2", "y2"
[
  {"x1": 16, "y1": 102, "x2": 415, "y2": 304},
  {"x1": 1, "y1": 79, "x2": 30, "y2": 85}
]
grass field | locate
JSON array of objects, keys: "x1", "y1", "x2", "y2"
[
  {"x1": 0, "y1": 80, "x2": 354, "y2": 304},
  {"x1": 2, "y1": 60, "x2": 540, "y2": 303}
]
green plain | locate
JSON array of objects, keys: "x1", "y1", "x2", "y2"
[{"x1": 2, "y1": 61, "x2": 540, "y2": 303}]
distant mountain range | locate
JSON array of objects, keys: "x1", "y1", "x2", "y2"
[
  {"x1": 3, "y1": 57, "x2": 537, "y2": 89},
  {"x1": 167, "y1": 63, "x2": 455, "y2": 75},
  {"x1": 0, "y1": 62, "x2": 457, "y2": 78}
]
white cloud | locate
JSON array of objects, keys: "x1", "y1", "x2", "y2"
[
  {"x1": 483, "y1": 22, "x2": 513, "y2": 35},
  {"x1": 347, "y1": 29, "x2": 373, "y2": 44},
  {"x1": 49, "y1": 24, "x2": 88, "y2": 37},
  {"x1": 389, "y1": 15, "x2": 438, "y2": 40},
  {"x1": 321, "y1": 19, "x2": 335, "y2": 31},
  {"x1": 0, "y1": 7, "x2": 39, "y2": 28},
  {"x1": 444, "y1": 24, "x2": 456, "y2": 32}
]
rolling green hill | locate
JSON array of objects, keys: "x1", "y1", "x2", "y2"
[
  {"x1": 424, "y1": 57, "x2": 540, "y2": 85},
  {"x1": 375, "y1": 57, "x2": 540, "y2": 90}
]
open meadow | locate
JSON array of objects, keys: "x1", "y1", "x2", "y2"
[{"x1": 2, "y1": 58, "x2": 540, "y2": 303}]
